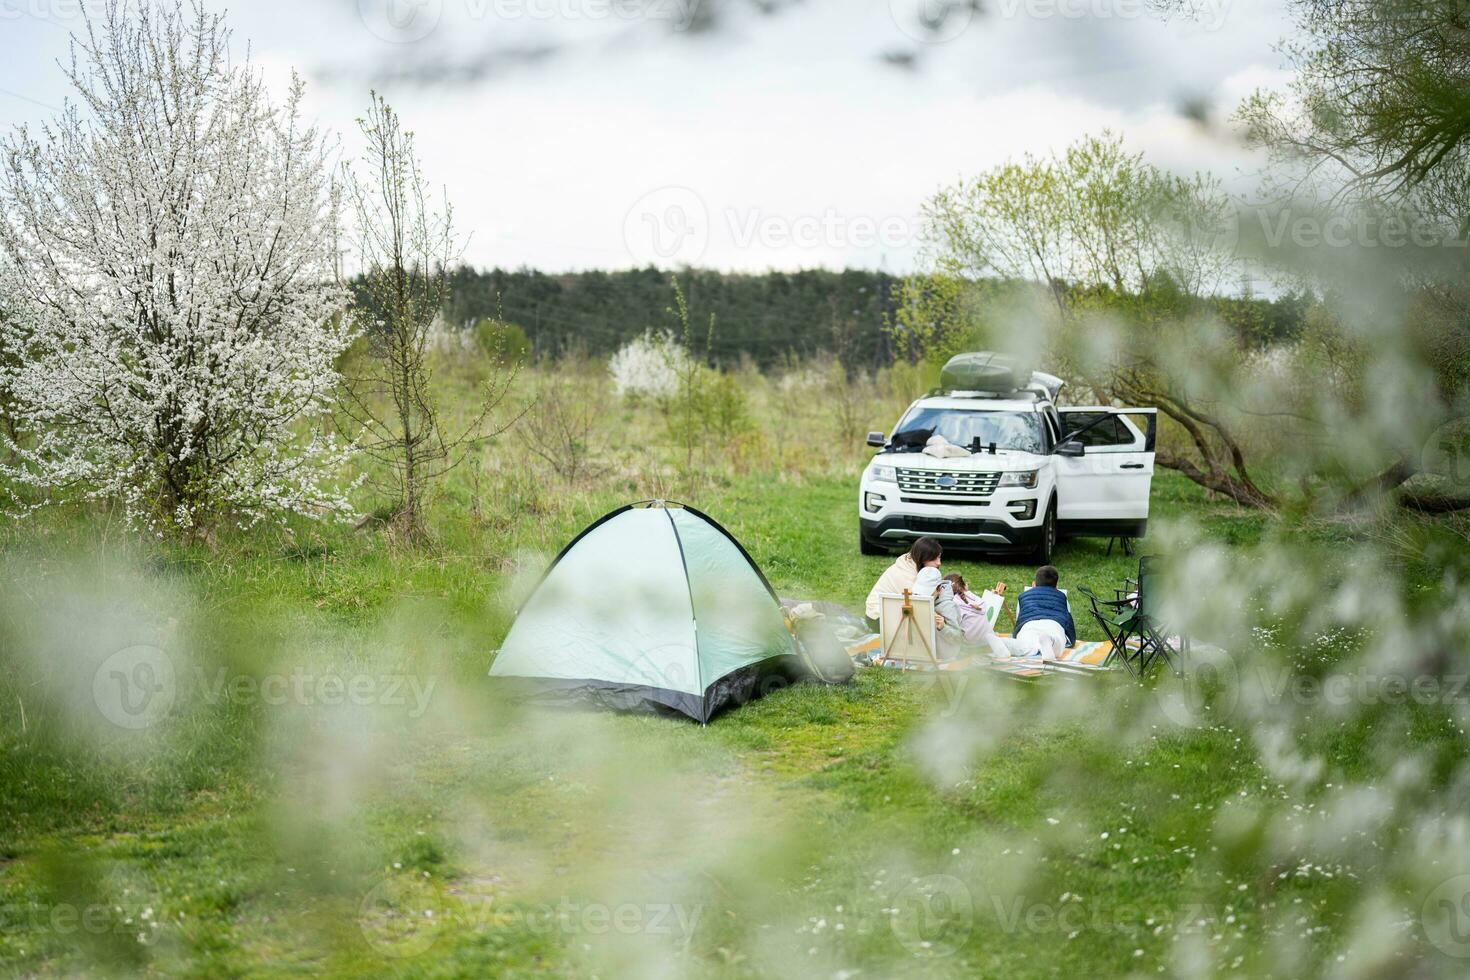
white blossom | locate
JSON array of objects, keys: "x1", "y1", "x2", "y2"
[
  {"x1": 0, "y1": 2, "x2": 357, "y2": 532},
  {"x1": 608, "y1": 330, "x2": 690, "y2": 399}
]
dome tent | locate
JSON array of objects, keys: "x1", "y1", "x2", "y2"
[{"x1": 489, "y1": 501, "x2": 804, "y2": 723}]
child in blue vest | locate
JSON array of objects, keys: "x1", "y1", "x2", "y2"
[{"x1": 1008, "y1": 565, "x2": 1076, "y2": 661}]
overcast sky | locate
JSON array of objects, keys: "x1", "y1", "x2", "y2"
[{"x1": 0, "y1": 0, "x2": 1296, "y2": 273}]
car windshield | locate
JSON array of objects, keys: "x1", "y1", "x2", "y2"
[{"x1": 892, "y1": 408, "x2": 1046, "y2": 455}]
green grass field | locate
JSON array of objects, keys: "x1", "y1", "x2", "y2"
[{"x1": 0, "y1": 464, "x2": 1463, "y2": 977}]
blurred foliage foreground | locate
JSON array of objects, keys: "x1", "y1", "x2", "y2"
[{"x1": 1, "y1": 346, "x2": 1469, "y2": 978}]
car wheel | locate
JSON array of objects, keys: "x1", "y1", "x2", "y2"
[
  {"x1": 1030, "y1": 504, "x2": 1056, "y2": 564},
  {"x1": 860, "y1": 527, "x2": 885, "y2": 555}
]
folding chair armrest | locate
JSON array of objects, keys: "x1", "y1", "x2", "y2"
[{"x1": 1080, "y1": 585, "x2": 1130, "y2": 610}]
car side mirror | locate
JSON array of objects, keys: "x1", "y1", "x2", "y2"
[
  {"x1": 866, "y1": 431, "x2": 886, "y2": 448},
  {"x1": 1055, "y1": 439, "x2": 1085, "y2": 458}
]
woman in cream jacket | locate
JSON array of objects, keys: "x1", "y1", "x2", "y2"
[{"x1": 863, "y1": 537, "x2": 943, "y2": 627}]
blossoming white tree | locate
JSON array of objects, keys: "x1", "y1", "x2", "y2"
[
  {"x1": 608, "y1": 330, "x2": 689, "y2": 399},
  {"x1": 0, "y1": 265, "x2": 21, "y2": 458},
  {"x1": 0, "y1": 2, "x2": 356, "y2": 533}
]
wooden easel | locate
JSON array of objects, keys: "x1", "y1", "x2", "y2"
[
  {"x1": 993, "y1": 582, "x2": 1018, "y2": 633},
  {"x1": 879, "y1": 589, "x2": 956, "y2": 701},
  {"x1": 897, "y1": 589, "x2": 931, "y2": 655}
]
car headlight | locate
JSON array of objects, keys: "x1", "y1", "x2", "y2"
[
  {"x1": 998, "y1": 470, "x2": 1039, "y2": 489},
  {"x1": 868, "y1": 463, "x2": 897, "y2": 483}
]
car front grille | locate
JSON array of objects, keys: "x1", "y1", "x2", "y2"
[
  {"x1": 901, "y1": 517, "x2": 990, "y2": 536},
  {"x1": 896, "y1": 468, "x2": 1000, "y2": 499}
]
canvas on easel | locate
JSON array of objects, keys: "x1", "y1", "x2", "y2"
[
  {"x1": 879, "y1": 590, "x2": 939, "y2": 669},
  {"x1": 879, "y1": 590, "x2": 961, "y2": 700}
]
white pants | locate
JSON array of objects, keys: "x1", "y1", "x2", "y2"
[{"x1": 995, "y1": 619, "x2": 1068, "y2": 662}]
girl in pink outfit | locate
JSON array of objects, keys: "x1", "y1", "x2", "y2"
[{"x1": 944, "y1": 573, "x2": 1016, "y2": 661}]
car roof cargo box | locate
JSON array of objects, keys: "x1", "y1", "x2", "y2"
[{"x1": 939, "y1": 352, "x2": 1033, "y2": 394}]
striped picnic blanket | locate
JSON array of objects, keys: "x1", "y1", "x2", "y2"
[
  {"x1": 845, "y1": 633, "x2": 1119, "y2": 679},
  {"x1": 1050, "y1": 639, "x2": 1116, "y2": 669}
]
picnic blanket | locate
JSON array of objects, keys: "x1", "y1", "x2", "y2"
[
  {"x1": 787, "y1": 597, "x2": 1212, "y2": 685},
  {"x1": 797, "y1": 591, "x2": 1124, "y2": 681},
  {"x1": 1049, "y1": 639, "x2": 1115, "y2": 670},
  {"x1": 844, "y1": 631, "x2": 1120, "y2": 680}
]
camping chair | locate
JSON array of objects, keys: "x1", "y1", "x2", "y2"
[
  {"x1": 1079, "y1": 556, "x2": 1188, "y2": 678},
  {"x1": 1077, "y1": 586, "x2": 1137, "y2": 673},
  {"x1": 1128, "y1": 556, "x2": 1188, "y2": 676}
]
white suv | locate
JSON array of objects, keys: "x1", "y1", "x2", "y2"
[{"x1": 858, "y1": 374, "x2": 1157, "y2": 561}]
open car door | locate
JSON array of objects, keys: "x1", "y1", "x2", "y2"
[{"x1": 1054, "y1": 407, "x2": 1157, "y2": 536}]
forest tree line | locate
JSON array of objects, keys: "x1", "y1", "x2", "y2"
[{"x1": 436, "y1": 266, "x2": 1316, "y2": 371}]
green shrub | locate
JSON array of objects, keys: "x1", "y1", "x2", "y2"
[
  {"x1": 696, "y1": 368, "x2": 751, "y2": 443},
  {"x1": 472, "y1": 318, "x2": 531, "y2": 363}
]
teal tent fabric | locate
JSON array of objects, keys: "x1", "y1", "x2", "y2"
[{"x1": 489, "y1": 503, "x2": 800, "y2": 722}]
